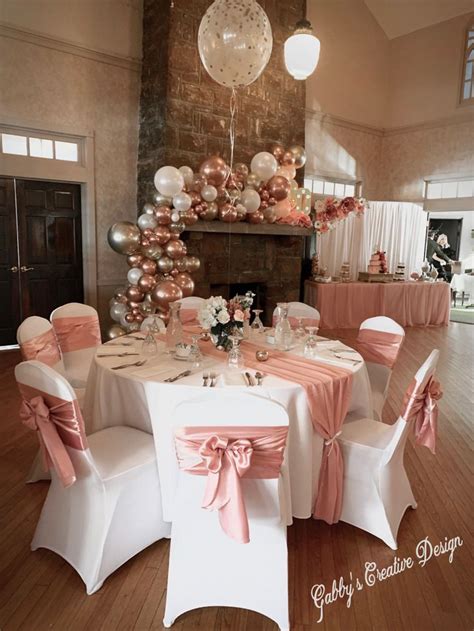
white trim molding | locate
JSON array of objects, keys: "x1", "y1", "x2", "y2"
[{"x1": 0, "y1": 21, "x2": 142, "y2": 72}]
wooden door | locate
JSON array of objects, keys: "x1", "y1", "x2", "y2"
[
  {"x1": 0, "y1": 178, "x2": 21, "y2": 345},
  {"x1": 15, "y1": 180, "x2": 83, "y2": 322}
]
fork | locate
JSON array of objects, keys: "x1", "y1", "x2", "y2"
[
  {"x1": 97, "y1": 352, "x2": 139, "y2": 358},
  {"x1": 202, "y1": 372, "x2": 209, "y2": 387},
  {"x1": 111, "y1": 359, "x2": 147, "y2": 370},
  {"x1": 209, "y1": 372, "x2": 217, "y2": 387},
  {"x1": 332, "y1": 353, "x2": 361, "y2": 364}
]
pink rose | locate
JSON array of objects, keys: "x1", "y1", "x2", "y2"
[{"x1": 234, "y1": 309, "x2": 245, "y2": 322}]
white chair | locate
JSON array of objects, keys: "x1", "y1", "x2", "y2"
[
  {"x1": 51, "y1": 303, "x2": 101, "y2": 388},
  {"x1": 178, "y1": 296, "x2": 205, "y2": 326},
  {"x1": 338, "y1": 349, "x2": 439, "y2": 550},
  {"x1": 140, "y1": 315, "x2": 166, "y2": 332},
  {"x1": 357, "y1": 316, "x2": 405, "y2": 422},
  {"x1": 272, "y1": 301, "x2": 320, "y2": 328},
  {"x1": 163, "y1": 392, "x2": 290, "y2": 631},
  {"x1": 17, "y1": 316, "x2": 66, "y2": 375},
  {"x1": 15, "y1": 360, "x2": 170, "y2": 594}
]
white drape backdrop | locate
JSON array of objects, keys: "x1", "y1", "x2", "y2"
[{"x1": 317, "y1": 201, "x2": 427, "y2": 280}]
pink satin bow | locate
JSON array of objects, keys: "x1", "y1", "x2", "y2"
[
  {"x1": 175, "y1": 426, "x2": 287, "y2": 544},
  {"x1": 19, "y1": 395, "x2": 84, "y2": 487},
  {"x1": 53, "y1": 315, "x2": 101, "y2": 353},
  {"x1": 402, "y1": 377, "x2": 443, "y2": 454},
  {"x1": 20, "y1": 329, "x2": 61, "y2": 366},
  {"x1": 355, "y1": 329, "x2": 404, "y2": 368}
]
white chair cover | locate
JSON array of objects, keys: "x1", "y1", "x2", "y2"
[
  {"x1": 16, "y1": 360, "x2": 170, "y2": 594},
  {"x1": 51, "y1": 303, "x2": 101, "y2": 388},
  {"x1": 339, "y1": 349, "x2": 439, "y2": 549},
  {"x1": 358, "y1": 316, "x2": 405, "y2": 422},
  {"x1": 163, "y1": 391, "x2": 290, "y2": 631},
  {"x1": 272, "y1": 301, "x2": 320, "y2": 327}
]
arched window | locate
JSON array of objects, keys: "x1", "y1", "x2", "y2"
[{"x1": 461, "y1": 21, "x2": 474, "y2": 102}]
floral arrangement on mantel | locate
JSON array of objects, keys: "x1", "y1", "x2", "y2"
[
  {"x1": 198, "y1": 292, "x2": 254, "y2": 351},
  {"x1": 313, "y1": 196, "x2": 367, "y2": 235}
]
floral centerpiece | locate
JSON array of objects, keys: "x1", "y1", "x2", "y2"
[
  {"x1": 198, "y1": 292, "x2": 254, "y2": 351},
  {"x1": 314, "y1": 196, "x2": 366, "y2": 234}
]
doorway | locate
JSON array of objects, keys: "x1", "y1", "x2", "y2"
[{"x1": 0, "y1": 177, "x2": 83, "y2": 345}]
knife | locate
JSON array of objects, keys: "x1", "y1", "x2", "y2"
[
  {"x1": 245, "y1": 371, "x2": 255, "y2": 386},
  {"x1": 164, "y1": 369, "x2": 192, "y2": 383}
]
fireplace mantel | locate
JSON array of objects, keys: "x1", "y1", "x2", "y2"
[{"x1": 185, "y1": 221, "x2": 313, "y2": 237}]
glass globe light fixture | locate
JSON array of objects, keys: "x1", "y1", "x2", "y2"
[{"x1": 284, "y1": 18, "x2": 320, "y2": 80}]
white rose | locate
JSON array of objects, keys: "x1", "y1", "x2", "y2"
[{"x1": 217, "y1": 310, "x2": 230, "y2": 324}]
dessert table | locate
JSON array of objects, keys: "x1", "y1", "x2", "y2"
[
  {"x1": 304, "y1": 280, "x2": 451, "y2": 329},
  {"x1": 83, "y1": 333, "x2": 373, "y2": 522}
]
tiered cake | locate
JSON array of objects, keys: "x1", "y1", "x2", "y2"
[
  {"x1": 340, "y1": 262, "x2": 351, "y2": 282},
  {"x1": 394, "y1": 262, "x2": 406, "y2": 281},
  {"x1": 368, "y1": 250, "x2": 388, "y2": 274}
]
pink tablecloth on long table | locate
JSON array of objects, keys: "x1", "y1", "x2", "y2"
[{"x1": 304, "y1": 280, "x2": 450, "y2": 329}]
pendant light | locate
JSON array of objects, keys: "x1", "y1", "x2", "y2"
[{"x1": 284, "y1": 18, "x2": 320, "y2": 81}]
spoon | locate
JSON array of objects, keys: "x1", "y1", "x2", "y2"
[
  {"x1": 202, "y1": 372, "x2": 209, "y2": 387},
  {"x1": 255, "y1": 372, "x2": 264, "y2": 386}
]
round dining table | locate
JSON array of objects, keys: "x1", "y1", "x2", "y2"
[{"x1": 83, "y1": 332, "x2": 374, "y2": 522}]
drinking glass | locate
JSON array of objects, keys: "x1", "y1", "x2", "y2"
[
  {"x1": 227, "y1": 335, "x2": 244, "y2": 371},
  {"x1": 142, "y1": 330, "x2": 158, "y2": 356},
  {"x1": 250, "y1": 309, "x2": 264, "y2": 338},
  {"x1": 303, "y1": 326, "x2": 319, "y2": 359},
  {"x1": 294, "y1": 317, "x2": 307, "y2": 340},
  {"x1": 275, "y1": 302, "x2": 293, "y2": 351},
  {"x1": 188, "y1": 334, "x2": 203, "y2": 369}
]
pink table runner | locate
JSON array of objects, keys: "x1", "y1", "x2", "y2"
[
  {"x1": 190, "y1": 334, "x2": 353, "y2": 524},
  {"x1": 304, "y1": 280, "x2": 450, "y2": 329}
]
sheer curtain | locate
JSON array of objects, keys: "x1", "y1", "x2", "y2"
[{"x1": 317, "y1": 202, "x2": 427, "y2": 279}]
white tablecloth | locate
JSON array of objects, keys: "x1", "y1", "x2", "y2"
[
  {"x1": 84, "y1": 335, "x2": 373, "y2": 521},
  {"x1": 451, "y1": 274, "x2": 474, "y2": 302}
]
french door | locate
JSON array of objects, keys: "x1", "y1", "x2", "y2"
[{"x1": 0, "y1": 177, "x2": 83, "y2": 345}]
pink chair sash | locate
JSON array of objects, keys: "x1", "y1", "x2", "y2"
[
  {"x1": 180, "y1": 309, "x2": 199, "y2": 325},
  {"x1": 402, "y1": 377, "x2": 442, "y2": 455},
  {"x1": 20, "y1": 329, "x2": 61, "y2": 366},
  {"x1": 18, "y1": 383, "x2": 87, "y2": 487},
  {"x1": 175, "y1": 426, "x2": 288, "y2": 544},
  {"x1": 272, "y1": 315, "x2": 320, "y2": 328},
  {"x1": 354, "y1": 329, "x2": 404, "y2": 368},
  {"x1": 53, "y1": 315, "x2": 101, "y2": 353}
]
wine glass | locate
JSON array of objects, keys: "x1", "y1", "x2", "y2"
[
  {"x1": 250, "y1": 309, "x2": 264, "y2": 338},
  {"x1": 141, "y1": 329, "x2": 158, "y2": 356},
  {"x1": 303, "y1": 326, "x2": 319, "y2": 359},
  {"x1": 227, "y1": 335, "x2": 244, "y2": 371},
  {"x1": 188, "y1": 334, "x2": 203, "y2": 369},
  {"x1": 294, "y1": 317, "x2": 307, "y2": 340}
]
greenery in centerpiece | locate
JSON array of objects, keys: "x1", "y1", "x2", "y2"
[{"x1": 198, "y1": 292, "x2": 254, "y2": 351}]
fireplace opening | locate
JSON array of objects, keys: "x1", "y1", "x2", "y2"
[{"x1": 210, "y1": 282, "x2": 267, "y2": 313}]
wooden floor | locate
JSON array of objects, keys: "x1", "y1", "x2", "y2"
[{"x1": 0, "y1": 324, "x2": 473, "y2": 631}]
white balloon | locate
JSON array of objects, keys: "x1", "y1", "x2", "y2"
[
  {"x1": 172, "y1": 192, "x2": 192, "y2": 212},
  {"x1": 201, "y1": 184, "x2": 218, "y2": 202},
  {"x1": 127, "y1": 267, "x2": 144, "y2": 285},
  {"x1": 110, "y1": 302, "x2": 127, "y2": 322},
  {"x1": 179, "y1": 166, "x2": 194, "y2": 187},
  {"x1": 154, "y1": 166, "x2": 185, "y2": 197},
  {"x1": 250, "y1": 152, "x2": 278, "y2": 181},
  {"x1": 171, "y1": 211, "x2": 180, "y2": 222},
  {"x1": 142, "y1": 202, "x2": 155, "y2": 215},
  {"x1": 240, "y1": 188, "x2": 261, "y2": 213},
  {"x1": 137, "y1": 213, "x2": 158, "y2": 231},
  {"x1": 198, "y1": 0, "x2": 273, "y2": 88}
]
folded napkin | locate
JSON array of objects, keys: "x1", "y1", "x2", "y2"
[{"x1": 220, "y1": 372, "x2": 248, "y2": 387}]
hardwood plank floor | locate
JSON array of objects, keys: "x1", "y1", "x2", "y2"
[{"x1": 0, "y1": 323, "x2": 473, "y2": 630}]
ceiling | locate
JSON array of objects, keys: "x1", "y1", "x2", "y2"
[{"x1": 363, "y1": 0, "x2": 474, "y2": 39}]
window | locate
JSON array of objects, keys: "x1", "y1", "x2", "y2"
[
  {"x1": 426, "y1": 178, "x2": 474, "y2": 199},
  {"x1": 304, "y1": 175, "x2": 360, "y2": 198},
  {"x1": 1, "y1": 131, "x2": 80, "y2": 163},
  {"x1": 460, "y1": 22, "x2": 474, "y2": 103}
]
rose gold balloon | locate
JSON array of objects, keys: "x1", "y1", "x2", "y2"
[
  {"x1": 142, "y1": 228, "x2": 154, "y2": 239},
  {"x1": 157, "y1": 256, "x2": 174, "y2": 273},
  {"x1": 128, "y1": 300, "x2": 140, "y2": 309},
  {"x1": 277, "y1": 165, "x2": 296, "y2": 181},
  {"x1": 235, "y1": 204, "x2": 247, "y2": 221},
  {"x1": 141, "y1": 258, "x2": 157, "y2": 275},
  {"x1": 170, "y1": 221, "x2": 186, "y2": 234},
  {"x1": 132, "y1": 307, "x2": 140, "y2": 316},
  {"x1": 127, "y1": 253, "x2": 144, "y2": 268},
  {"x1": 181, "y1": 210, "x2": 199, "y2": 226},
  {"x1": 216, "y1": 186, "x2": 229, "y2": 206},
  {"x1": 151, "y1": 280, "x2": 183, "y2": 310},
  {"x1": 114, "y1": 288, "x2": 128, "y2": 304},
  {"x1": 248, "y1": 210, "x2": 264, "y2": 224},
  {"x1": 271, "y1": 143, "x2": 285, "y2": 163},
  {"x1": 135, "y1": 314, "x2": 144, "y2": 323},
  {"x1": 170, "y1": 268, "x2": 179, "y2": 277},
  {"x1": 269, "y1": 197, "x2": 277, "y2": 205},
  {"x1": 174, "y1": 272, "x2": 195, "y2": 297},
  {"x1": 219, "y1": 203, "x2": 238, "y2": 222},
  {"x1": 165, "y1": 239, "x2": 186, "y2": 259},
  {"x1": 267, "y1": 175, "x2": 291, "y2": 201},
  {"x1": 138, "y1": 273, "x2": 156, "y2": 292},
  {"x1": 274, "y1": 198, "x2": 292, "y2": 218},
  {"x1": 282, "y1": 151, "x2": 295, "y2": 166},
  {"x1": 199, "y1": 156, "x2": 228, "y2": 187},
  {"x1": 154, "y1": 226, "x2": 171, "y2": 244},
  {"x1": 126, "y1": 285, "x2": 145, "y2": 302},
  {"x1": 189, "y1": 191, "x2": 202, "y2": 206},
  {"x1": 125, "y1": 312, "x2": 135, "y2": 323},
  {"x1": 185, "y1": 256, "x2": 201, "y2": 273},
  {"x1": 154, "y1": 206, "x2": 172, "y2": 225},
  {"x1": 263, "y1": 207, "x2": 277, "y2": 223},
  {"x1": 233, "y1": 162, "x2": 249, "y2": 179},
  {"x1": 140, "y1": 238, "x2": 150, "y2": 247},
  {"x1": 201, "y1": 202, "x2": 218, "y2": 221},
  {"x1": 141, "y1": 243, "x2": 163, "y2": 259},
  {"x1": 260, "y1": 200, "x2": 269, "y2": 210},
  {"x1": 159, "y1": 311, "x2": 170, "y2": 325},
  {"x1": 191, "y1": 173, "x2": 207, "y2": 192},
  {"x1": 175, "y1": 258, "x2": 188, "y2": 272}
]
